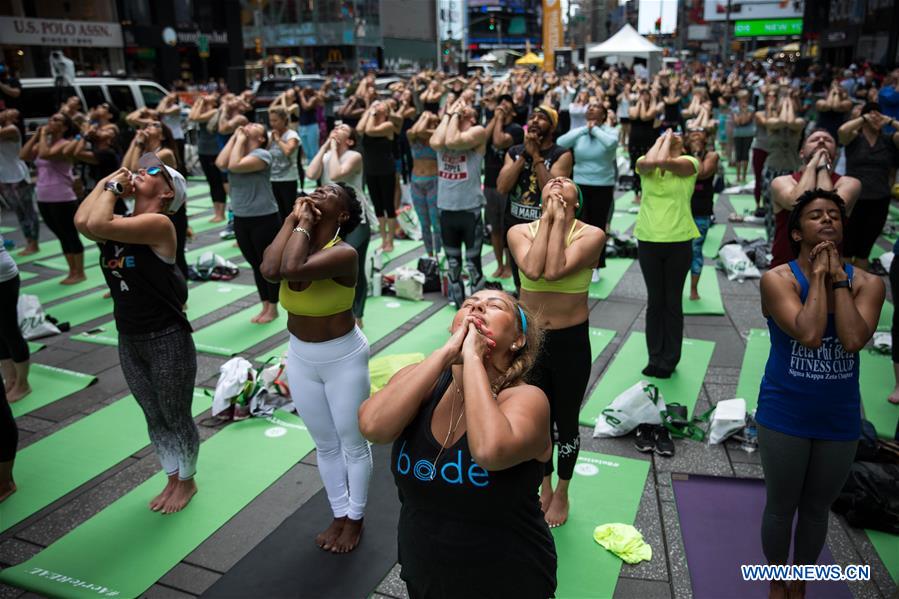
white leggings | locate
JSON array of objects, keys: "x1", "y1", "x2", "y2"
[{"x1": 287, "y1": 326, "x2": 372, "y2": 520}]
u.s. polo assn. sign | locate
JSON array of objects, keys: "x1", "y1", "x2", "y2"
[{"x1": 0, "y1": 16, "x2": 124, "y2": 48}]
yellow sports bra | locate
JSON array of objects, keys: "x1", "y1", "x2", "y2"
[
  {"x1": 279, "y1": 237, "x2": 355, "y2": 317},
  {"x1": 518, "y1": 221, "x2": 592, "y2": 294}
]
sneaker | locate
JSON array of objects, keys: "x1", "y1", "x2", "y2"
[
  {"x1": 591, "y1": 269, "x2": 601, "y2": 283},
  {"x1": 653, "y1": 426, "x2": 675, "y2": 457},
  {"x1": 634, "y1": 424, "x2": 656, "y2": 453},
  {"x1": 753, "y1": 207, "x2": 766, "y2": 218},
  {"x1": 219, "y1": 223, "x2": 235, "y2": 240},
  {"x1": 641, "y1": 364, "x2": 660, "y2": 377}
]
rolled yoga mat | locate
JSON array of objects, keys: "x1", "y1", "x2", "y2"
[
  {"x1": 735, "y1": 329, "x2": 898, "y2": 439},
  {"x1": 588, "y1": 258, "x2": 633, "y2": 300},
  {"x1": 672, "y1": 474, "x2": 852, "y2": 599},
  {"x1": 0, "y1": 410, "x2": 316, "y2": 599},
  {"x1": 702, "y1": 225, "x2": 726, "y2": 259},
  {"x1": 11, "y1": 364, "x2": 97, "y2": 418},
  {"x1": 72, "y1": 282, "x2": 257, "y2": 347},
  {"x1": 683, "y1": 266, "x2": 725, "y2": 316},
  {"x1": 254, "y1": 296, "x2": 432, "y2": 364},
  {"x1": 1, "y1": 390, "x2": 210, "y2": 534},
  {"x1": 201, "y1": 443, "x2": 400, "y2": 599},
  {"x1": 579, "y1": 331, "x2": 715, "y2": 427},
  {"x1": 552, "y1": 451, "x2": 650, "y2": 599}
]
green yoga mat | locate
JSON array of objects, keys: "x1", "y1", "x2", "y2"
[
  {"x1": 27, "y1": 341, "x2": 45, "y2": 354},
  {"x1": 588, "y1": 258, "x2": 633, "y2": 300},
  {"x1": 733, "y1": 226, "x2": 767, "y2": 241},
  {"x1": 871, "y1": 244, "x2": 887, "y2": 260},
  {"x1": 193, "y1": 306, "x2": 287, "y2": 355},
  {"x1": 188, "y1": 216, "x2": 226, "y2": 234},
  {"x1": 878, "y1": 301, "x2": 893, "y2": 331},
  {"x1": 73, "y1": 282, "x2": 257, "y2": 347},
  {"x1": 614, "y1": 191, "x2": 636, "y2": 212},
  {"x1": 0, "y1": 225, "x2": 14, "y2": 233},
  {"x1": 867, "y1": 529, "x2": 899, "y2": 584},
  {"x1": 34, "y1": 246, "x2": 101, "y2": 272},
  {"x1": 18, "y1": 270, "x2": 37, "y2": 281},
  {"x1": 377, "y1": 304, "x2": 456, "y2": 357},
  {"x1": 255, "y1": 296, "x2": 433, "y2": 363},
  {"x1": 734, "y1": 328, "x2": 769, "y2": 413},
  {"x1": 1, "y1": 390, "x2": 209, "y2": 534},
  {"x1": 729, "y1": 194, "x2": 756, "y2": 216},
  {"x1": 22, "y1": 268, "x2": 105, "y2": 305},
  {"x1": 381, "y1": 238, "x2": 424, "y2": 265},
  {"x1": 185, "y1": 202, "x2": 210, "y2": 216},
  {"x1": 186, "y1": 183, "x2": 211, "y2": 198},
  {"x1": 185, "y1": 239, "x2": 244, "y2": 263},
  {"x1": 552, "y1": 451, "x2": 650, "y2": 599},
  {"x1": 683, "y1": 266, "x2": 725, "y2": 315},
  {"x1": 579, "y1": 331, "x2": 715, "y2": 427},
  {"x1": 588, "y1": 328, "x2": 615, "y2": 362},
  {"x1": 46, "y1": 289, "x2": 114, "y2": 327},
  {"x1": 14, "y1": 240, "x2": 65, "y2": 265},
  {"x1": 11, "y1": 364, "x2": 97, "y2": 418},
  {"x1": 609, "y1": 212, "x2": 637, "y2": 234},
  {"x1": 702, "y1": 225, "x2": 726, "y2": 259},
  {"x1": 0, "y1": 410, "x2": 316, "y2": 599}
]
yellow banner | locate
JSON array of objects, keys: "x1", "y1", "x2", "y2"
[{"x1": 543, "y1": 0, "x2": 563, "y2": 71}]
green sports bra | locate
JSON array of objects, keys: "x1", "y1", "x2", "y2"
[
  {"x1": 518, "y1": 221, "x2": 592, "y2": 295},
  {"x1": 278, "y1": 237, "x2": 355, "y2": 317}
]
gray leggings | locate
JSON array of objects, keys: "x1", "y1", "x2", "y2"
[
  {"x1": 758, "y1": 423, "x2": 857, "y2": 565},
  {"x1": 119, "y1": 324, "x2": 199, "y2": 480}
]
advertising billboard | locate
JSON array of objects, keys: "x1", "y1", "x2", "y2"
[
  {"x1": 703, "y1": 0, "x2": 803, "y2": 22},
  {"x1": 733, "y1": 18, "x2": 803, "y2": 37}
]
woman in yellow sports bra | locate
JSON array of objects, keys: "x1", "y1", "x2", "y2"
[
  {"x1": 260, "y1": 182, "x2": 370, "y2": 555},
  {"x1": 507, "y1": 177, "x2": 606, "y2": 529}
]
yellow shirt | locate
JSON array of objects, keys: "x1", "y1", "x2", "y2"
[{"x1": 634, "y1": 154, "x2": 701, "y2": 243}]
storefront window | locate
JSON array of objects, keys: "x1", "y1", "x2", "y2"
[{"x1": 108, "y1": 85, "x2": 137, "y2": 114}]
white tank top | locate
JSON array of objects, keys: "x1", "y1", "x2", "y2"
[
  {"x1": 322, "y1": 150, "x2": 376, "y2": 225},
  {"x1": 0, "y1": 134, "x2": 30, "y2": 184}
]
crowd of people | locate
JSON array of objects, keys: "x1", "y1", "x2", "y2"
[{"x1": 0, "y1": 56, "x2": 895, "y2": 597}]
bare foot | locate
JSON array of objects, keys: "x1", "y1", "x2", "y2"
[
  {"x1": 544, "y1": 490, "x2": 569, "y2": 528},
  {"x1": 0, "y1": 480, "x2": 16, "y2": 503},
  {"x1": 689, "y1": 292, "x2": 701, "y2": 301},
  {"x1": 888, "y1": 386, "x2": 899, "y2": 405},
  {"x1": 103, "y1": 291, "x2": 112, "y2": 299},
  {"x1": 540, "y1": 479, "x2": 554, "y2": 514},
  {"x1": 331, "y1": 517, "x2": 364, "y2": 553},
  {"x1": 60, "y1": 273, "x2": 87, "y2": 285},
  {"x1": 209, "y1": 215, "x2": 225, "y2": 223},
  {"x1": 491, "y1": 266, "x2": 505, "y2": 278},
  {"x1": 149, "y1": 476, "x2": 177, "y2": 512},
  {"x1": 383, "y1": 242, "x2": 394, "y2": 253},
  {"x1": 18, "y1": 247, "x2": 38, "y2": 257},
  {"x1": 256, "y1": 307, "x2": 277, "y2": 324},
  {"x1": 161, "y1": 478, "x2": 197, "y2": 514},
  {"x1": 500, "y1": 265, "x2": 513, "y2": 279},
  {"x1": 7, "y1": 384, "x2": 31, "y2": 403},
  {"x1": 250, "y1": 313, "x2": 261, "y2": 323},
  {"x1": 187, "y1": 227, "x2": 195, "y2": 240},
  {"x1": 768, "y1": 580, "x2": 788, "y2": 599},
  {"x1": 316, "y1": 517, "x2": 346, "y2": 551}
]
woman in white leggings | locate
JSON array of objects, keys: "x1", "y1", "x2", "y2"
[{"x1": 260, "y1": 182, "x2": 370, "y2": 554}]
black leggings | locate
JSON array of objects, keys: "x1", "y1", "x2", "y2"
[
  {"x1": 758, "y1": 423, "x2": 857, "y2": 565},
  {"x1": 892, "y1": 253, "x2": 899, "y2": 365},
  {"x1": 233, "y1": 213, "x2": 281, "y2": 303},
  {"x1": 271, "y1": 180, "x2": 298, "y2": 221},
  {"x1": 171, "y1": 205, "x2": 188, "y2": 278},
  {"x1": 638, "y1": 239, "x2": 691, "y2": 371},
  {"x1": 439, "y1": 209, "x2": 484, "y2": 308},
  {"x1": 198, "y1": 153, "x2": 227, "y2": 204},
  {"x1": 367, "y1": 173, "x2": 396, "y2": 218},
  {"x1": 0, "y1": 385, "x2": 14, "y2": 462},
  {"x1": 38, "y1": 201, "x2": 83, "y2": 254},
  {"x1": 0, "y1": 276, "x2": 29, "y2": 363},
  {"x1": 528, "y1": 320, "x2": 591, "y2": 480},
  {"x1": 844, "y1": 197, "x2": 890, "y2": 260},
  {"x1": 579, "y1": 184, "x2": 614, "y2": 268},
  {"x1": 344, "y1": 220, "x2": 371, "y2": 319}
]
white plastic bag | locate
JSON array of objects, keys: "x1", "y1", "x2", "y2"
[
  {"x1": 212, "y1": 357, "x2": 254, "y2": 416},
  {"x1": 708, "y1": 398, "x2": 747, "y2": 444},
  {"x1": 396, "y1": 204, "x2": 422, "y2": 241},
  {"x1": 17, "y1": 294, "x2": 60, "y2": 340},
  {"x1": 593, "y1": 381, "x2": 666, "y2": 438},
  {"x1": 718, "y1": 244, "x2": 761, "y2": 282},
  {"x1": 394, "y1": 267, "x2": 425, "y2": 301},
  {"x1": 877, "y1": 251, "x2": 894, "y2": 273},
  {"x1": 873, "y1": 331, "x2": 892, "y2": 355}
]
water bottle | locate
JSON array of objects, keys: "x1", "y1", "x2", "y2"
[
  {"x1": 741, "y1": 415, "x2": 758, "y2": 453},
  {"x1": 372, "y1": 270, "x2": 382, "y2": 297}
]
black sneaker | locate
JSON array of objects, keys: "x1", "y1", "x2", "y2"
[
  {"x1": 653, "y1": 426, "x2": 675, "y2": 457},
  {"x1": 654, "y1": 368, "x2": 673, "y2": 379},
  {"x1": 634, "y1": 424, "x2": 656, "y2": 453},
  {"x1": 642, "y1": 364, "x2": 660, "y2": 377}
]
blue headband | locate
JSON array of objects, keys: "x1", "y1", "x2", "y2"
[{"x1": 518, "y1": 306, "x2": 527, "y2": 334}]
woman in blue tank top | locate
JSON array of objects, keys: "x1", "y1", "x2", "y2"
[{"x1": 757, "y1": 188, "x2": 884, "y2": 599}]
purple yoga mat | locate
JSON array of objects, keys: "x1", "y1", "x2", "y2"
[{"x1": 672, "y1": 475, "x2": 853, "y2": 599}]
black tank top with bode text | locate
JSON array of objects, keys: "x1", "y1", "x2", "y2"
[
  {"x1": 100, "y1": 238, "x2": 190, "y2": 335},
  {"x1": 391, "y1": 371, "x2": 557, "y2": 598}
]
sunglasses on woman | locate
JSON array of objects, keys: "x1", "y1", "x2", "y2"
[{"x1": 146, "y1": 166, "x2": 163, "y2": 176}]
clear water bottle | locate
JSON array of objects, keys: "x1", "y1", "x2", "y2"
[{"x1": 741, "y1": 415, "x2": 758, "y2": 453}]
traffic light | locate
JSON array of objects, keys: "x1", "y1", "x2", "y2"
[
  {"x1": 488, "y1": 16, "x2": 496, "y2": 31},
  {"x1": 655, "y1": 17, "x2": 661, "y2": 32}
]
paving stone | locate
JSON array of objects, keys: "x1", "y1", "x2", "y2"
[
  {"x1": 825, "y1": 513, "x2": 884, "y2": 599},
  {"x1": 725, "y1": 440, "x2": 762, "y2": 465},
  {"x1": 589, "y1": 299, "x2": 644, "y2": 334},
  {"x1": 684, "y1": 323, "x2": 746, "y2": 368},
  {"x1": 12, "y1": 415, "x2": 55, "y2": 435},
  {"x1": 374, "y1": 563, "x2": 409, "y2": 599},
  {"x1": 158, "y1": 562, "x2": 222, "y2": 596},
  {"x1": 29, "y1": 346, "x2": 83, "y2": 368},
  {"x1": 725, "y1": 297, "x2": 768, "y2": 336},
  {"x1": 183, "y1": 462, "x2": 323, "y2": 572},
  {"x1": 580, "y1": 428, "x2": 652, "y2": 463},
  {"x1": 142, "y1": 583, "x2": 196, "y2": 599},
  {"x1": 702, "y1": 382, "x2": 739, "y2": 404},
  {"x1": 841, "y1": 519, "x2": 897, "y2": 598},
  {"x1": 608, "y1": 268, "x2": 648, "y2": 302},
  {"x1": 57, "y1": 344, "x2": 120, "y2": 375},
  {"x1": 625, "y1": 475, "x2": 669, "y2": 582},
  {"x1": 731, "y1": 462, "x2": 764, "y2": 478},
  {"x1": 613, "y1": 577, "x2": 673, "y2": 599},
  {"x1": 654, "y1": 436, "x2": 733, "y2": 479},
  {"x1": 0, "y1": 539, "x2": 41, "y2": 567},
  {"x1": 660, "y1": 499, "x2": 693, "y2": 599}
]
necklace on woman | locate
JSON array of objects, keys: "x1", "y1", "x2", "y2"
[{"x1": 429, "y1": 377, "x2": 465, "y2": 480}]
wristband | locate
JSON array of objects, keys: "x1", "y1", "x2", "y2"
[{"x1": 293, "y1": 225, "x2": 311, "y2": 240}]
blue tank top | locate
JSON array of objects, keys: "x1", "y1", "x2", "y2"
[
  {"x1": 411, "y1": 140, "x2": 437, "y2": 161},
  {"x1": 756, "y1": 261, "x2": 860, "y2": 441}
]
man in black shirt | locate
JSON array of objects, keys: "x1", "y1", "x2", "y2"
[
  {"x1": 0, "y1": 64, "x2": 21, "y2": 111},
  {"x1": 483, "y1": 94, "x2": 524, "y2": 279},
  {"x1": 497, "y1": 105, "x2": 573, "y2": 290}
]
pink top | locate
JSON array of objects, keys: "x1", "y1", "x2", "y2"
[{"x1": 35, "y1": 139, "x2": 76, "y2": 203}]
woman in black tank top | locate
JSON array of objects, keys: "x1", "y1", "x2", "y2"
[
  {"x1": 75, "y1": 153, "x2": 199, "y2": 516},
  {"x1": 360, "y1": 290, "x2": 557, "y2": 598}
]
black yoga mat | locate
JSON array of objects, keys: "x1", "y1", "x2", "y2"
[
  {"x1": 672, "y1": 475, "x2": 852, "y2": 599},
  {"x1": 203, "y1": 443, "x2": 400, "y2": 599}
]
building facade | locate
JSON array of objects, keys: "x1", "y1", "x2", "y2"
[
  {"x1": 381, "y1": 0, "x2": 437, "y2": 70},
  {"x1": 466, "y1": 0, "x2": 541, "y2": 59},
  {"x1": 813, "y1": 0, "x2": 899, "y2": 67}
]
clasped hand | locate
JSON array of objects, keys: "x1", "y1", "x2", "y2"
[{"x1": 443, "y1": 315, "x2": 497, "y2": 363}]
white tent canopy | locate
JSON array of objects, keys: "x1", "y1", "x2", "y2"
[{"x1": 586, "y1": 24, "x2": 663, "y2": 75}]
